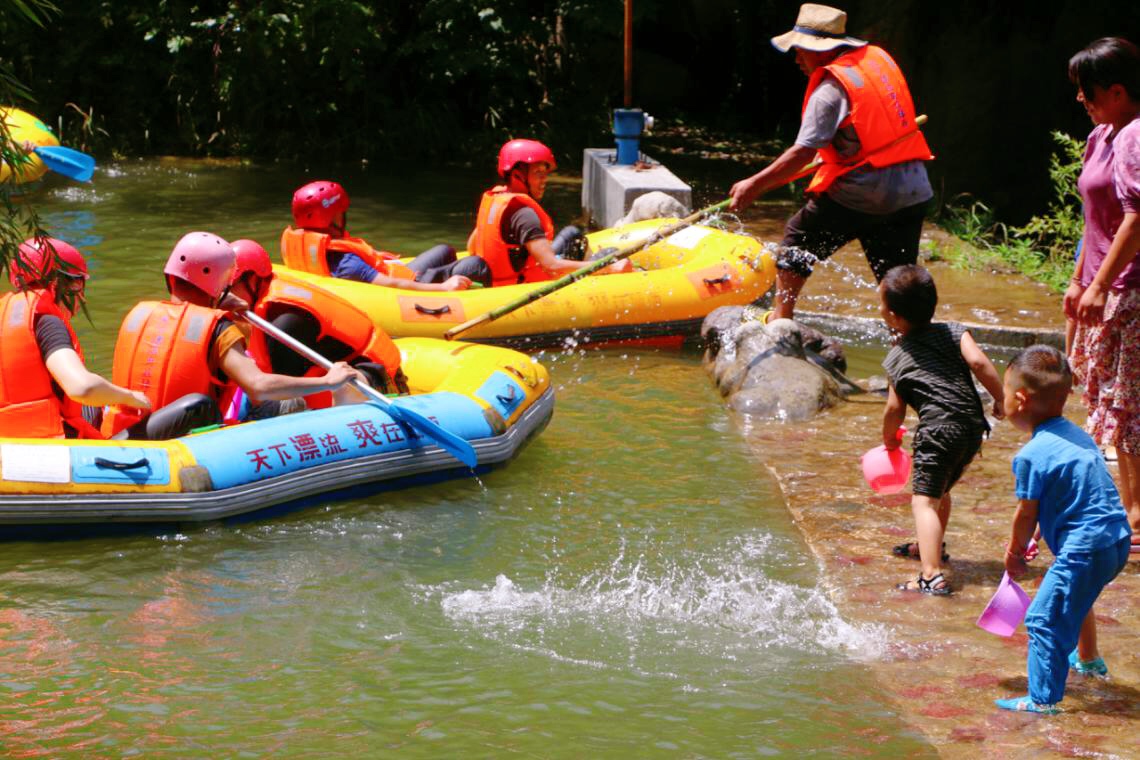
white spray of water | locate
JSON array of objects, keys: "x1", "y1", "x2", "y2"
[{"x1": 433, "y1": 533, "x2": 887, "y2": 670}]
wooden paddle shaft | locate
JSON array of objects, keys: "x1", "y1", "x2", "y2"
[
  {"x1": 240, "y1": 310, "x2": 387, "y2": 406},
  {"x1": 443, "y1": 199, "x2": 731, "y2": 340}
]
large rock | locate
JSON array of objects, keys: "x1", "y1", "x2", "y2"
[
  {"x1": 702, "y1": 306, "x2": 849, "y2": 421},
  {"x1": 615, "y1": 190, "x2": 691, "y2": 226}
]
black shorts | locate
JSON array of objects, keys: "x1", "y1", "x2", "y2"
[
  {"x1": 778, "y1": 195, "x2": 929, "y2": 280},
  {"x1": 910, "y1": 422, "x2": 984, "y2": 498}
]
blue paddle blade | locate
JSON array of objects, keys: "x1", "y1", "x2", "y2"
[
  {"x1": 385, "y1": 401, "x2": 479, "y2": 468},
  {"x1": 33, "y1": 145, "x2": 95, "y2": 182}
]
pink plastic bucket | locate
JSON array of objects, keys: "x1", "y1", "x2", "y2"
[
  {"x1": 976, "y1": 572, "x2": 1031, "y2": 637},
  {"x1": 861, "y1": 444, "x2": 912, "y2": 494}
]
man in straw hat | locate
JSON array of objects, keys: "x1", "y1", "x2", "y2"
[{"x1": 729, "y1": 3, "x2": 933, "y2": 321}]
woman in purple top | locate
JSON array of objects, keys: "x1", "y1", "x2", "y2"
[{"x1": 1066, "y1": 37, "x2": 1140, "y2": 550}]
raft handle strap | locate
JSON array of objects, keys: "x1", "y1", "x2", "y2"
[
  {"x1": 496, "y1": 386, "x2": 518, "y2": 406},
  {"x1": 505, "y1": 364, "x2": 537, "y2": 388},
  {"x1": 94, "y1": 456, "x2": 150, "y2": 471},
  {"x1": 703, "y1": 274, "x2": 732, "y2": 287},
  {"x1": 413, "y1": 303, "x2": 452, "y2": 316}
]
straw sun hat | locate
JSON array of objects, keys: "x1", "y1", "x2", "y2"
[{"x1": 770, "y1": 4, "x2": 868, "y2": 53}]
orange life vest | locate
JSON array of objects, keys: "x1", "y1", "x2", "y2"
[
  {"x1": 470, "y1": 187, "x2": 556, "y2": 287},
  {"x1": 802, "y1": 45, "x2": 933, "y2": 195},
  {"x1": 279, "y1": 227, "x2": 415, "y2": 281},
  {"x1": 247, "y1": 270, "x2": 402, "y2": 378},
  {"x1": 0, "y1": 290, "x2": 102, "y2": 439},
  {"x1": 102, "y1": 300, "x2": 226, "y2": 436}
]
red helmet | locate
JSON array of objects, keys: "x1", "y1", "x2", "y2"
[
  {"x1": 164, "y1": 231, "x2": 236, "y2": 299},
  {"x1": 292, "y1": 181, "x2": 350, "y2": 230},
  {"x1": 497, "y1": 139, "x2": 556, "y2": 178},
  {"x1": 8, "y1": 237, "x2": 88, "y2": 290},
  {"x1": 230, "y1": 239, "x2": 273, "y2": 282}
]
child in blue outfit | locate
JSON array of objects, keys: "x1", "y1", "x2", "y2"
[
  {"x1": 996, "y1": 345, "x2": 1132, "y2": 714},
  {"x1": 878, "y1": 265, "x2": 1006, "y2": 595}
]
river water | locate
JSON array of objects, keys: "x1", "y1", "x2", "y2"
[{"x1": 0, "y1": 161, "x2": 932, "y2": 755}]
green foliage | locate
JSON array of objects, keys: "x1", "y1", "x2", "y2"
[
  {"x1": 938, "y1": 131, "x2": 1083, "y2": 293},
  {"x1": 1, "y1": 0, "x2": 69, "y2": 308},
  {"x1": 6, "y1": 0, "x2": 624, "y2": 163}
]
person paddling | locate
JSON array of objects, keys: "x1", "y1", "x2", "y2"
[
  {"x1": 0, "y1": 237, "x2": 149, "y2": 439},
  {"x1": 226, "y1": 238, "x2": 408, "y2": 416},
  {"x1": 467, "y1": 139, "x2": 631, "y2": 286},
  {"x1": 102, "y1": 232, "x2": 362, "y2": 439},
  {"x1": 282, "y1": 180, "x2": 485, "y2": 290},
  {"x1": 728, "y1": 3, "x2": 933, "y2": 321}
]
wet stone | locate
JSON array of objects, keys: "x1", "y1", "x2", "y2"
[
  {"x1": 917, "y1": 702, "x2": 972, "y2": 719},
  {"x1": 948, "y1": 725, "x2": 988, "y2": 742},
  {"x1": 956, "y1": 673, "x2": 1003, "y2": 689},
  {"x1": 896, "y1": 684, "x2": 946, "y2": 699},
  {"x1": 832, "y1": 554, "x2": 875, "y2": 567},
  {"x1": 847, "y1": 590, "x2": 883, "y2": 607},
  {"x1": 868, "y1": 493, "x2": 912, "y2": 509}
]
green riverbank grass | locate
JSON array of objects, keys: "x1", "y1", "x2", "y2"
[{"x1": 934, "y1": 131, "x2": 1084, "y2": 293}]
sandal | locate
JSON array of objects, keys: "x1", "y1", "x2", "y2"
[
  {"x1": 896, "y1": 572, "x2": 951, "y2": 596},
  {"x1": 994, "y1": 696, "x2": 1059, "y2": 714},
  {"x1": 892, "y1": 541, "x2": 950, "y2": 563},
  {"x1": 1068, "y1": 650, "x2": 1109, "y2": 677}
]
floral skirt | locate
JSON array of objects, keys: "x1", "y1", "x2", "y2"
[{"x1": 1071, "y1": 287, "x2": 1140, "y2": 455}]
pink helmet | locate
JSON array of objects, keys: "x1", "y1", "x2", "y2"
[
  {"x1": 8, "y1": 237, "x2": 88, "y2": 289},
  {"x1": 292, "y1": 181, "x2": 350, "y2": 230},
  {"x1": 230, "y1": 239, "x2": 273, "y2": 282},
  {"x1": 497, "y1": 139, "x2": 556, "y2": 178},
  {"x1": 164, "y1": 231, "x2": 236, "y2": 299}
]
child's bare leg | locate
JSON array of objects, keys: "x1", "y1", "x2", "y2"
[
  {"x1": 912, "y1": 494, "x2": 946, "y2": 579},
  {"x1": 1077, "y1": 607, "x2": 1099, "y2": 662},
  {"x1": 1116, "y1": 451, "x2": 1140, "y2": 543}
]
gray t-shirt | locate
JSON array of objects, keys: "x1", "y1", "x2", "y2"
[
  {"x1": 796, "y1": 74, "x2": 933, "y2": 215},
  {"x1": 882, "y1": 322, "x2": 988, "y2": 431},
  {"x1": 503, "y1": 206, "x2": 547, "y2": 247}
]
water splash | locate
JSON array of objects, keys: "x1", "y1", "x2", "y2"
[{"x1": 431, "y1": 534, "x2": 887, "y2": 672}]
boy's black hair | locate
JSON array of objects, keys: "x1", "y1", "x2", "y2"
[
  {"x1": 1068, "y1": 37, "x2": 1140, "y2": 101},
  {"x1": 1007, "y1": 345, "x2": 1073, "y2": 399},
  {"x1": 880, "y1": 264, "x2": 937, "y2": 325}
]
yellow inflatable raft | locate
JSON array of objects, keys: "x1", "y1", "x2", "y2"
[
  {"x1": 0, "y1": 338, "x2": 552, "y2": 528},
  {"x1": 0, "y1": 108, "x2": 60, "y2": 186},
  {"x1": 280, "y1": 219, "x2": 775, "y2": 347}
]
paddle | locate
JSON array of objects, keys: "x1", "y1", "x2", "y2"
[
  {"x1": 784, "y1": 114, "x2": 929, "y2": 185},
  {"x1": 444, "y1": 198, "x2": 732, "y2": 340},
  {"x1": 239, "y1": 309, "x2": 479, "y2": 469},
  {"x1": 33, "y1": 145, "x2": 95, "y2": 182}
]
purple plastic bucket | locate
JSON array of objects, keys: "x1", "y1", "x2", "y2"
[{"x1": 976, "y1": 572, "x2": 1031, "y2": 637}]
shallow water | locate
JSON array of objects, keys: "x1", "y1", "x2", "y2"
[{"x1": 0, "y1": 163, "x2": 934, "y2": 755}]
